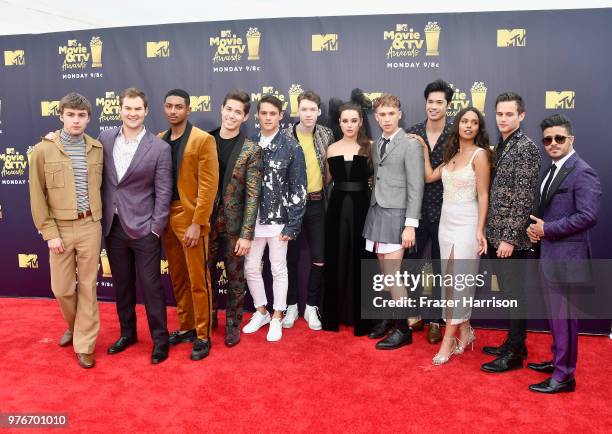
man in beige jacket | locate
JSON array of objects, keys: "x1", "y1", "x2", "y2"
[{"x1": 29, "y1": 92, "x2": 104, "y2": 369}]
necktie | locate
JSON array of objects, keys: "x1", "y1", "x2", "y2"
[
  {"x1": 540, "y1": 163, "x2": 557, "y2": 210},
  {"x1": 380, "y1": 137, "x2": 390, "y2": 158}
]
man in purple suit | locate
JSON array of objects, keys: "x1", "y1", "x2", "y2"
[
  {"x1": 99, "y1": 88, "x2": 173, "y2": 364},
  {"x1": 527, "y1": 114, "x2": 601, "y2": 393}
]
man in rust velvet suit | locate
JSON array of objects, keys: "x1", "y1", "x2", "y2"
[
  {"x1": 209, "y1": 89, "x2": 263, "y2": 347},
  {"x1": 159, "y1": 89, "x2": 219, "y2": 361}
]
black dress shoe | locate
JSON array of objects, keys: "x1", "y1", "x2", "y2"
[
  {"x1": 527, "y1": 360, "x2": 555, "y2": 373},
  {"x1": 107, "y1": 336, "x2": 137, "y2": 355},
  {"x1": 168, "y1": 329, "x2": 196, "y2": 346},
  {"x1": 375, "y1": 328, "x2": 413, "y2": 350},
  {"x1": 151, "y1": 343, "x2": 169, "y2": 364},
  {"x1": 191, "y1": 338, "x2": 211, "y2": 361},
  {"x1": 225, "y1": 326, "x2": 240, "y2": 347},
  {"x1": 482, "y1": 340, "x2": 528, "y2": 357},
  {"x1": 529, "y1": 377, "x2": 576, "y2": 394},
  {"x1": 368, "y1": 319, "x2": 394, "y2": 339},
  {"x1": 481, "y1": 351, "x2": 524, "y2": 373}
]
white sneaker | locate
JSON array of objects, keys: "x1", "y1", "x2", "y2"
[
  {"x1": 282, "y1": 304, "x2": 299, "y2": 329},
  {"x1": 242, "y1": 310, "x2": 271, "y2": 333},
  {"x1": 304, "y1": 304, "x2": 322, "y2": 330},
  {"x1": 267, "y1": 318, "x2": 283, "y2": 342}
]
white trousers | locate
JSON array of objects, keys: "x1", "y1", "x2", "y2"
[{"x1": 244, "y1": 236, "x2": 289, "y2": 312}]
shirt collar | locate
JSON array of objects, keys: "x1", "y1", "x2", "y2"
[
  {"x1": 552, "y1": 149, "x2": 575, "y2": 170},
  {"x1": 119, "y1": 126, "x2": 146, "y2": 143},
  {"x1": 382, "y1": 128, "x2": 401, "y2": 142},
  {"x1": 259, "y1": 131, "x2": 278, "y2": 148},
  {"x1": 498, "y1": 128, "x2": 521, "y2": 146}
]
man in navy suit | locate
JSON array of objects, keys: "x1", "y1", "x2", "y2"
[
  {"x1": 98, "y1": 88, "x2": 173, "y2": 364},
  {"x1": 527, "y1": 114, "x2": 601, "y2": 393}
]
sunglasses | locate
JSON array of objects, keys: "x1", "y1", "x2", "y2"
[{"x1": 542, "y1": 135, "x2": 572, "y2": 146}]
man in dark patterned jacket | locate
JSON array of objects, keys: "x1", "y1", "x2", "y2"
[
  {"x1": 282, "y1": 90, "x2": 335, "y2": 331},
  {"x1": 242, "y1": 95, "x2": 307, "y2": 342},
  {"x1": 481, "y1": 92, "x2": 541, "y2": 373},
  {"x1": 208, "y1": 90, "x2": 263, "y2": 347},
  {"x1": 401, "y1": 79, "x2": 454, "y2": 344}
]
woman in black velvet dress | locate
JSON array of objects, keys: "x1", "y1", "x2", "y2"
[{"x1": 321, "y1": 103, "x2": 374, "y2": 335}]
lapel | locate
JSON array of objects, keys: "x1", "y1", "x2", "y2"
[
  {"x1": 105, "y1": 128, "x2": 120, "y2": 184},
  {"x1": 542, "y1": 152, "x2": 577, "y2": 210},
  {"x1": 492, "y1": 129, "x2": 521, "y2": 179},
  {"x1": 534, "y1": 169, "x2": 547, "y2": 216},
  {"x1": 380, "y1": 129, "x2": 403, "y2": 162},
  {"x1": 222, "y1": 132, "x2": 246, "y2": 195},
  {"x1": 119, "y1": 129, "x2": 152, "y2": 185},
  {"x1": 162, "y1": 122, "x2": 192, "y2": 173}
]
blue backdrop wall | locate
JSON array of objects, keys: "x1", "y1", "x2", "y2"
[{"x1": 0, "y1": 8, "x2": 609, "y2": 332}]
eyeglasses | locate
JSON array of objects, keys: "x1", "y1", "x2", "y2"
[{"x1": 542, "y1": 135, "x2": 572, "y2": 146}]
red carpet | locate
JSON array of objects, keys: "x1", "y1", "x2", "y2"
[{"x1": 0, "y1": 298, "x2": 610, "y2": 433}]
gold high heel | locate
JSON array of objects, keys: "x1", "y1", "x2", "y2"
[
  {"x1": 456, "y1": 326, "x2": 476, "y2": 354},
  {"x1": 432, "y1": 336, "x2": 458, "y2": 365}
]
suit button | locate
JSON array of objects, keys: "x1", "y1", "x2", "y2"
[
  {"x1": 376, "y1": 177, "x2": 380, "y2": 180},
  {"x1": 379, "y1": 164, "x2": 383, "y2": 167}
]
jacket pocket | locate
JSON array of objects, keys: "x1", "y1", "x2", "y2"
[
  {"x1": 44, "y1": 163, "x2": 65, "y2": 188},
  {"x1": 88, "y1": 163, "x2": 103, "y2": 188}
]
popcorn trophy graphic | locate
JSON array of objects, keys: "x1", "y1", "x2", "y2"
[
  {"x1": 99, "y1": 249, "x2": 112, "y2": 278},
  {"x1": 470, "y1": 82, "x2": 488, "y2": 114},
  {"x1": 288, "y1": 84, "x2": 304, "y2": 117},
  {"x1": 90, "y1": 36, "x2": 103, "y2": 67},
  {"x1": 246, "y1": 27, "x2": 261, "y2": 60},
  {"x1": 424, "y1": 21, "x2": 441, "y2": 56}
]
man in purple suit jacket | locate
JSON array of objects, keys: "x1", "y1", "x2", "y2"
[
  {"x1": 99, "y1": 88, "x2": 173, "y2": 365},
  {"x1": 527, "y1": 114, "x2": 601, "y2": 393}
]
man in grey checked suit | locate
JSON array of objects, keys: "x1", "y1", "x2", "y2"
[{"x1": 363, "y1": 93, "x2": 424, "y2": 350}]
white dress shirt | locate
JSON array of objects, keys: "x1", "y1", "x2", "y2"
[
  {"x1": 540, "y1": 149, "x2": 575, "y2": 194},
  {"x1": 113, "y1": 127, "x2": 146, "y2": 182}
]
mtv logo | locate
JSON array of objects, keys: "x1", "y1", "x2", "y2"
[
  {"x1": 41, "y1": 101, "x2": 60, "y2": 117},
  {"x1": 18, "y1": 254, "x2": 38, "y2": 269},
  {"x1": 545, "y1": 91, "x2": 575, "y2": 110},
  {"x1": 312, "y1": 34, "x2": 338, "y2": 51},
  {"x1": 221, "y1": 30, "x2": 232, "y2": 37},
  {"x1": 396, "y1": 24, "x2": 408, "y2": 31},
  {"x1": 497, "y1": 29, "x2": 526, "y2": 47},
  {"x1": 4, "y1": 50, "x2": 25, "y2": 66},
  {"x1": 160, "y1": 259, "x2": 169, "y2": 275},
  {"x1": 146, "y1": 41, "x2": 170, "y2": 58},
  {"x1": 190, "y1": 96, "x2": 211, "y2": 112}
]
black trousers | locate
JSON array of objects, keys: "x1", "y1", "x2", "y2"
[
  {"x1": 487, "y1": 241, "x2": 528, "y2": 351},
  {"x1": 404, "y1": 218, "x2": 442, "y2": 321},
  {"x1": 106, "y1": 216, "x2": 169, "y2": 345},
  {"x1": 287, "y1": 199, "x2": 325, "y2": 307}
]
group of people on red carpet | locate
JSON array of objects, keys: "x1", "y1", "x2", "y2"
[{"x1": 28, "y1": 80, "x2": 601, "y2": 395}]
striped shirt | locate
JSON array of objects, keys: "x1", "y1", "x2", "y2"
[{"x1": 60, "y1": 129, "x2": 89, "y2": 212}]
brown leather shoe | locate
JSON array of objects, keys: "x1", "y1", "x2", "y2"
[
  {"x1": 409, "y1": 320, "x2": 424, "y2": 332},
  {"x1": 59, "y1": 330, "x2": 73, "y2": 347},
  {"x1": 76, "y1": 353, "x2": 95, "y2": 369},
  {"x1": 427, "y1": 322, "x2": 443, "y2": 344}
]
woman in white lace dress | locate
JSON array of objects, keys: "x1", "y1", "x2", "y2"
[{"x1": 420, "y1": 107, "x2": 491, "y2": 365}]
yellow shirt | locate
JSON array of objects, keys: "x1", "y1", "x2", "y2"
[{"x1": 296, "y1": 129, "x2": 323, "y2": 193}]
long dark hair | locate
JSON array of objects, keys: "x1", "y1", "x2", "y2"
[
  {"x1": 339, "y1": 102, "x2": 372, "y2": 167},
  {"x1": 443, "y1": 107, "x2": 492, "y2": 164}
]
